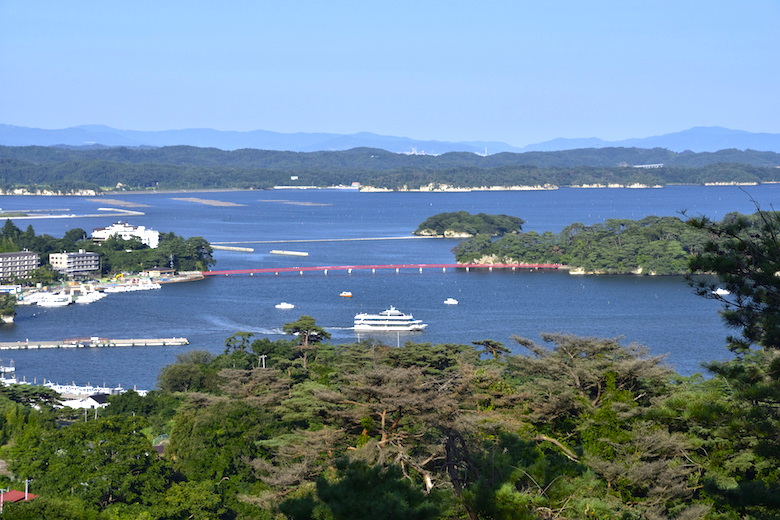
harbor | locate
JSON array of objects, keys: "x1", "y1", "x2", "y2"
[{"x1": 0, "y1": 337, "x2": 189, "y2": 350}]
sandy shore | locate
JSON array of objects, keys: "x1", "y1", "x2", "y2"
[
  {"x1": 171, "y1": 197, "x2": 245, "y2": 207},
  {"x1": 87, "y1": 198, "x2": 150, "y2": 207}
]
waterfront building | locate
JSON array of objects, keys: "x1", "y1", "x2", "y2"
[
  {"x1": 0, "y1": 251, "x2": 39, "y2": 281},
  {"x1": 49, "y1": 249, "x2": 100, "y2": 278},
  {"x1": 91, "y1": 221, "x2": 160, "y2": 248},
  {"x1": 143, "y1": 267, "x2": 176, "y2": 279}
]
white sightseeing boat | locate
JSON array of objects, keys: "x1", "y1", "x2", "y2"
[
  {"x1": 354, "y1": 306, "x2": 427, "y2": 331},
  {"x1": 31, "y1": 293, "x2": 71, "y2": 307}
]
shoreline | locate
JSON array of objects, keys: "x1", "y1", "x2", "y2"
[{"x1": 0, "y1": 182, "x2": 775, "y2": 197}]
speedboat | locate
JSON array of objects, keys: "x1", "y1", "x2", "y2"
[
  {"x1": 354, "y1": 306, "x2": 426, "y2": 331},
  {"x1": 340, "y1": 291, "x2": 352, "y2": 297},
  {"x1": 444, "y1": 298, "x2": 458, "y2": 305},
  {"x1": 275, "y1": 302, "x2": 295, "y2": 309},
  {"x1": 712, "y1": 288, "x2": 730, "y2": 296}
]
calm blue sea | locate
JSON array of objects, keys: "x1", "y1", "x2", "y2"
[{"x1": 1, "y1": 184, "x2": 776, "y2": 390}]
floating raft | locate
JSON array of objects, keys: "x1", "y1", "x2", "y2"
[
  {"x1": 211, "y1": 245, "x2": 254, "y2": 252},
  {"x1": 270, "y1": 250, "x2": 309, "y2": 256},
  {"x1": 0, "y1": 338, "x2": 189, "y2": 350}
]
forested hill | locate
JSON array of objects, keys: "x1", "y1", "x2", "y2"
[
  {"x1": 1, "y1": 144, "x2": 779, "y2": 170},
  {"x1": 1, "y1": 145, "x2": 780, "y2": 193}
]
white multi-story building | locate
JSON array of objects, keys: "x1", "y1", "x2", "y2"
[
  {"x1": 49, "y1": 250, "x2": 101, "y2": 278},
  {"x1": 91, "y1": 221, "x2": 160, "y2": 249},
  {"x1": 0, "y1": 251, "x2": 39, "y2": 281}
]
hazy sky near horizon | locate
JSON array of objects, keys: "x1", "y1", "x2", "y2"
[{"x1": 1, "y1": 1, "x2": 778, "y2": 147}]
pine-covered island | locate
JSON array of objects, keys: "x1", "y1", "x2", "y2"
[{"x1": 423, "y1": 210, "x2": 766, "y2": 275}]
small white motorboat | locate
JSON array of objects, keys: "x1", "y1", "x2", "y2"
[
  {"x1": 712, "y1": 288, "x2": 730, "y2": 296},
  {"x1": 275, "y1": 302, "x2": 295, "y2": 309},
  {"x1": 444, "y1": 298, "x2": 458, "y2": 305},
  {"x1": 340, "y1": 291, "x2": 352, "y2": 298}
]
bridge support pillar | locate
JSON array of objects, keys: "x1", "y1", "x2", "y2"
[
  {"x1": 396, "y1": 268, "x2": 399, "y2": 273},
  {"x1": 372, "y1": 268, "x2": 375, "y2": 273},
  {"x1": 466, "y1": 267, "x2": 469, "y2": 272},
  {"x1": 250, "y1": 273, "x2": 253, "y2": 276},
  {"x1": 275, "y1": 272, "x2": 278, "y2": 276},
  {"x1": 348, "y1": 269, "x2": 352, "y2": 274},
  {"x1": 419, "y1": 267, "x2": 422, "y2": 273},
  {"x1": 442, "y1": 267, "x2": 446, "y2": 272},
  {"x1": 489, "y1": 266, "x2": 493, "y2": 271},
  {"x1": 512, "y1": 267, "x2": 515, "y2": 271},
  {"x1": 300, "y1": 271, "x2": 303, "y2": 275},
  {"x1": 324, "y1": 270, "x2": 327, "y2": 275}
]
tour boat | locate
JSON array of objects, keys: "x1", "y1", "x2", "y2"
[
  {"x1": 35, "y1": 294, "x2": 71, "y2": 307},
  {"x1": 76, "y1": 292, "x2": 104, "y2": 304},
  {"x1": 444, "y1": 298, "x2": 458, "y2": 305},
  {"x1": 340, "y1": 291, "x2": 352, "y2": 297},
  {"x1": 275, "y1": 302, "x2": 295, "y2": 309},
  {"x1": 354, "y1": 306, "x2": 427, "y2": 331}
]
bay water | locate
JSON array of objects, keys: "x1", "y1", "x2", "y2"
[{"x1": 2, "y1": 184, "x2": 777, "y2": 390}]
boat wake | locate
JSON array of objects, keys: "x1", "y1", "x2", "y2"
[{"x1": 202, "y1": 316, "x2": 285, "y2": 335}]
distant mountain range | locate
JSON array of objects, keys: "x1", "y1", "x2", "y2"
[{"x1": 1, "y1": 124, "x2": 780, "y2": 154}]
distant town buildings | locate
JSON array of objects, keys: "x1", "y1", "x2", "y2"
[
  {"x1": 49, "y1": 250, "x2": 100, "y2": 278},
  {"x1": 91, "y1": 221, "x2": 160, "y2": 248},
  {"x1": 0, "y1": 251, "x2": 39, "y2": 281},
  {"x1": 632, "y1": 163, "x2": 664, "y2": 169}
]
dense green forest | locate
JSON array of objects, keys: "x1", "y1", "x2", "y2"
[
  {"x1": 452, "y1": 212, "x2": 775, "y2": 275},
  {"x1": 2, "y1": 144, "x2": 780, "y2": 169},
  {"x1": 0, "y1": 145, "x2": 779, "y2": 192},
  {"x1": 414, "y1": 212, "x2": 525, "y2": 237},
  {"x1": 0, "y1": 212, "x2": 778, "y2": 518},
  {"x1": 0, "y1": 220, "x2": 214, "y2": 282}
]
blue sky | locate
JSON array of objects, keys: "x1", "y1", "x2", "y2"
[{"x1": 1, "y1": 1, "x2": 778, "y2": 146}]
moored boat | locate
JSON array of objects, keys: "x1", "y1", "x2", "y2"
[
  {"x1": 275, "y1": 302, "x2": 295, "y2": 309},
  {"x1": 340, "y1": 291, "x2": 352, "y2": 297},
  {"x1": 37, "y1": 296, "x2": 71, "y2": 307},
  {"x1": 444, "y1": 297, "x2": 458, "y2": 305}
]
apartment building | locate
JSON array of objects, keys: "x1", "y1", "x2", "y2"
[
  {"x1": 0, "y1": 251, "x2": 39, "y2": 281},
  {"x1": 49, "y1": 250, "x2": 100, "y2": 278}
]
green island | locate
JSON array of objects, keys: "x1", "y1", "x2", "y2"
[
  {"x1": 414, "y1": 211, "x2": 525, "y2": 237},
  {"x1": 1, "y1": 145, "x2": 780, "y2": 193},
  {"x1": 0, "y1": 212, "x2": 777, "y2": 518},
  {"x1": 444, "y1": 211, "x2": 769, "y2": 275}
]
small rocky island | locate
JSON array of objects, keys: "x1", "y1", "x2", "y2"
[{"x1": 413, "y1": 211, "x2": 525, "y2": 238}]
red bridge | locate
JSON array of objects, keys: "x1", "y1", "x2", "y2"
[{"x1": 202, "y1": 263, "x2": 561, "y2": 276}]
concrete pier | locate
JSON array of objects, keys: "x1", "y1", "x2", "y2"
[{"x1": 0, "y1": 338, "x2": 189, "y2": 350}]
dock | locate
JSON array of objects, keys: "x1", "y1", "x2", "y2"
[{"x1": 0, "y1": 338, "x2": 189, "y2": 350}]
